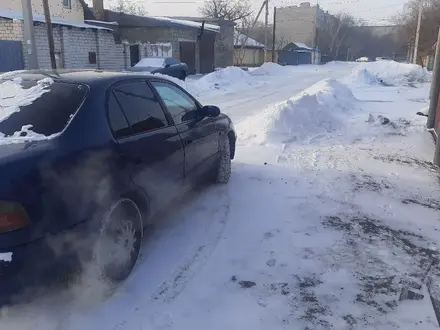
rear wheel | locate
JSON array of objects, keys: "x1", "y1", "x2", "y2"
[
  {"x1": 95, "y1": 198, "x2": 143, "y2": 286},
  {"x1": 215, "y1": 135, "x2": 231, "y2": 183},
  {"x1": 180, "y1": 71, "x2": 187, "y2": 81}
]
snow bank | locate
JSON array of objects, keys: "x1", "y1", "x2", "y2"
[
  {"x1": 194, "y1": 66, "x2": 255, "y2": 92},
  {"x1": 0, "y1": 77, "x2": 52, "y2": 122},
  {"x1": 155, "y1": 66, "x2": 257, "y2": 96},
  {"x1": 348, "y1": 61, "x2": 430, "y2": 86},
  {"x1": 0, "y1": 77, "x2": 56, "y2": 144},
  {"x1": 239, "y1": 79, "x2": 357, "y2": 145},
  {"x1": 251, "y1": 62, "x2": 287, "y2": 75}
]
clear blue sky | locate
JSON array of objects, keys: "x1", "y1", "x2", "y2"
[{"x1": 98, "y1": 0, "x2": 409, "y2": 25}]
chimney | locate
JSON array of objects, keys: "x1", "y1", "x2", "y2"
[{"x1": 93, "y1": 0, "x2": 105, "y2": 21}]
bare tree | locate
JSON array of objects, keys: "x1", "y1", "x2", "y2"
[
  {"x1": 200, "y1": 0, "x2": 253, "y2": 22},
  {"x1": 395, "y1": 0, "x2": 440, "y2": 60},
  {"x1": 234, "y1": 17, "x2": 254, "y2": 65},
  {"x1": 111, "y1": 0, "x2": 147, "y2": 16}
]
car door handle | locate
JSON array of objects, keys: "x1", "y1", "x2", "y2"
[{"x1": 184, "y1": 139, "x2": 193, "y2": 146}]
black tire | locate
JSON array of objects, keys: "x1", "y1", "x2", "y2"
[
  {"x1": 94, "y1": 198, "x2": 143, "y2": 286},
  {"x1": 180, "y1": 71, "x2": 187, "y2": 81},
  {"x1": 215, "y1": 135, "x2": 232, "y2": 183}
]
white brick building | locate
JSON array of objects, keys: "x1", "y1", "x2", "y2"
[{"x1": 0, "y1": 5, "x2": 129, "y2": 71}]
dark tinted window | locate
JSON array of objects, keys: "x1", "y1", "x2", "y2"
[
  {"x1": 113, "y1": 82, "x2": 167, "y2": 134},
  {"x1": 151, "y1": 82, "x2": 198, "y2": 124},
  {"x1": 108, "y1": 93, "x2": 132, "y2": 139},
  {"x1": 0, "y1": 80, "x2": 87, "y2": 137}
]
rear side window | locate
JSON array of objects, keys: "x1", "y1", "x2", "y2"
[
  {"x1": 113, "y1": 82, "x2": 168, "y2": 134},
  {"x1": 0, "y1": 80, "x2": 88, "y2": 137},
  {"x1": 108, "y1": 93, "x2": 132, "y2": 139}
]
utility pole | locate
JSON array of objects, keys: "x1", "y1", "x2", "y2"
[
  {"x1": 346, "y1": 47, "x2": 350, "y2": 62},
  {"x1": 42, "y1": 0, "x2": 57, "y2": 69},
  {"x1": 427, "y1": 26, "x2": 440, "y2": 129},
  {"x1": 239, "y1": 0, "x2": 266, "y2": 54},
  {"x1": 413, "y1": 0, "x2": 422, "y2": 64},
  {"x1": 272, "y1": 7, "x2": 276, "y2": 62},
  {"x1": 21, "y1": 0, "x2": 38, "y2": 69},
  {"x1": 264, "y1": 0, "x2": 269, "y2": 62}
]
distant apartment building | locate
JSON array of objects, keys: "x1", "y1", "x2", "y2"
[{"x1": 276, "y1": 2, "x2": 328, "y2": 48}]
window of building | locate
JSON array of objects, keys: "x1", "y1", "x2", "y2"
[{"x1": 89, "y1": 52, "x2": 97, "y2": 65}]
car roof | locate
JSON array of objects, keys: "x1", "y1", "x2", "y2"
[{"x1": 0, "y1": 69, "x2": 168, "y2": 88}]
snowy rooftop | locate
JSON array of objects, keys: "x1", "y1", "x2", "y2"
[
  {"x1": 293, "y1": 42, "x2": 313, "y2": 50},
  {"x1": 153, "y1": 16, "x2": 220, "y2": 32},
  {"x1": 0, "y1": 9, "x2": 113, "y2": 30},
  {"x1": 84, "y1": 19, "x2": 119, "y2": 26},
  {"x1": 234, "y1": 32, "x2": 264, "y2": 48}
]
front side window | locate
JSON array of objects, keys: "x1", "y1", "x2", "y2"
[
  {"x1": 113, "y1": 81, "x2": 168, "y2": 134},
  {"x1": 151, "y1": 81, "x2": 198, "y2": 125},
  {"x1": 0, "y1": 79, "x2": 88, "y2": 137},
  {"x1": 63, "y1": 0, "x2": 72, "y2": 9}
]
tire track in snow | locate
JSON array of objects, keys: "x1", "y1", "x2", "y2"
[{"x1": 150, "y1": 185, "x2": 232, "y2": 304}]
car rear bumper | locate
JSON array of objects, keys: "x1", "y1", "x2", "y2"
[{"x1": 0, "y1": 221, "x2": 93, "y2": 306}]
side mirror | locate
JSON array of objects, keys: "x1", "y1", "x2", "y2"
[
  {"x1": 200, "y1": 105, "x2": 220, "y2": 118},
  {"x1": 164, "y1": 63, "x2": 170, "y2": 68}
]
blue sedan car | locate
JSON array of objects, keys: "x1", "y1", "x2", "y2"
[{"x1": 0, "y1": 70, "x2": 236, "y2": 305}]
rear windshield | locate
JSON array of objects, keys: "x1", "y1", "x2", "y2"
[
  {"x1": 0, "y1": 78, "x2": 88, "y2": 137},
  {"x1": 135, "y1": 58, "x2": 165, "y2": 68}
]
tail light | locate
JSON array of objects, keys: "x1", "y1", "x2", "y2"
[{"x1": 0, "y1": 201, "x2": 30, "y2": 233}]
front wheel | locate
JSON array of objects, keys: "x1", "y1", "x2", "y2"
[
  {"x1": 180, "y1": 71, "x2": 187, "y2": 81},
  {"x1": 215, "y1": 135, "x2": 231, "y2": 183}
]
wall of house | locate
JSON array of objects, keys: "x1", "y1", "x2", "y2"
[
  {"x1": 5, "y1": 0, "x2": 84, "y2": 23},
  {"x1": 276, "y1": 4, "x2": 317, "y2": 46},
  {"x1": 118, "y1": 25, "x2": 205, "y2": 72},
  {"x1": 215, "y1": 22, "x2": 234, "y2": 68},
  {"x1": 169, "y1": 17, "x2": 235, "y2": 68},
  {"x1": 121, "y1": 26, "x2": 198, "y2": 62},
  {"x1": 0, "y1": 17, "x2": 128, "y2": 70},
  {"x1": 233, "y1": 48, "x2": 264, "y2": 66},
  {"x1": 0, "y1": 17, "x2": 23, "y2": 40}
]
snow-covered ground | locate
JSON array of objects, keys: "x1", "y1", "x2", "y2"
[{"x1": 2, "y1": 61, "x2": 440, "y2": 329}]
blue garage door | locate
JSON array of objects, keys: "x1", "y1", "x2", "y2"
[
  {"x1": 278, "y1": 50, "x2": 312, "y2": 66},
  {"x1": 0, "y1": 40, "x2": 24, "y2": 72}
]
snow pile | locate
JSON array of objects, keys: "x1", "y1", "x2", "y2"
[
  {"x1": 348, "y1": 61, "x2": 430, "y2": 86},
  {"x1": 0, "y1": 252, "x2": 12, "y2": 262},
  {"x1": 155, "y1": 67, "x2": 257, "y2": 96},
  {"x1": 192, "y1": 66, "x2": 256, "y2": 93},
  {"x1": 251, "y1": 62, "x2": 287, "y2": 75},
  {"x1": 0, "y1": 77, "x2": 55, "y2": 143},
  {"x1": 239, "y1": 79, "x2": 357, "y2": 145},
  {"x1": 0, "y1": 77, "x2": 52, "y2": 122}
]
